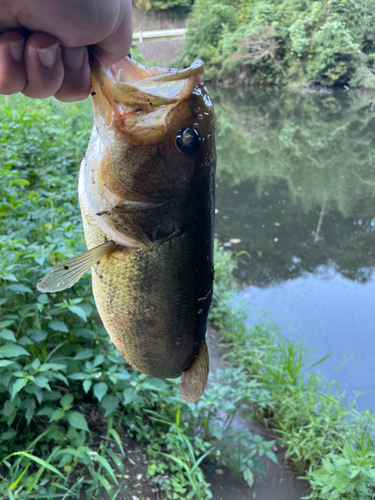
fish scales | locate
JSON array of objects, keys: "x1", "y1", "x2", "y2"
[
  {"x1": 80, "y1": 170, "x2": 205, "y2": 378},
  {"x1": 37, "y1": 53, "x2": 216, "y2": 401}
]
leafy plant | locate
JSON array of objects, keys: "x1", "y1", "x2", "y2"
[
  {"x1": 175, "y1": 0, "x2": 375, "y2": 88},
  {"x1": 147, "y1": 410, "x2": 213, "y2": 500},
  {"x1": 134, "y1": 0, "x2": 194, "y2": 14}
]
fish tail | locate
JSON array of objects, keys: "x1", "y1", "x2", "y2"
[{"x1": 180, "y1": 341, "x2": 209, "y2": 402}]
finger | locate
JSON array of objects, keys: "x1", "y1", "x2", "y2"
[
  {"x1": 22, "y1": 32, "x2": 64, "y2": 99},
  {"x1": 0, "y1": 31, "x2": 27, "y2": 95},
  {"x1": 54, "y1": 46, "x2": 91, "y2": 102},
  {"x1": 93, "y1": 0, "x2": 133, "y2": 68}
]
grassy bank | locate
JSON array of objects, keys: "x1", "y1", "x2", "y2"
[
  {"x1": 0, "y1": 94, "x2": 280, "y2": 499},
  {"x1": 174, "y1": 0, "x2": 375, "y2": 89},
  {"x1": 212, "y1": 243, "x2": 375, "y2": 499}
]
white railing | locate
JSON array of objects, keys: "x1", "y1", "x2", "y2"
[{"x1": 133, "y1": 28, "x2": 187, "y2": 43}]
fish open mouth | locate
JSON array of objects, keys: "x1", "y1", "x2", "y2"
[{"x1": 90, "y1": 52, "x2": 204, "y2": 116}]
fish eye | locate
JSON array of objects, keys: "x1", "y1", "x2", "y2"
[{"x1": 175, "y1": 128, "x2": 201, "y2": 156}]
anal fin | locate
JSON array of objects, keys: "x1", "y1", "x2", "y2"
[
  {"x1": 180, "y1": 341, "x2": 209, "y2": 402},
  {"x1": 37, "y1": 241, "x2": 116, "y2": 293}
]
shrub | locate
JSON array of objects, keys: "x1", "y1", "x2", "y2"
[{"x1": 175, "y1": 0, "x2": 375, "y2": 87}]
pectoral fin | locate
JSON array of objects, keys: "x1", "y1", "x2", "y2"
[
  {"x1": 37, "y1": 241, "x2": 115, "y2": 293},
  {"x1": 180, "y1": 341, "x2": 209, "y2": 402}
]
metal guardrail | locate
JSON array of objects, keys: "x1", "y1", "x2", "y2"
[{"x1": 133, "y1": 28, "x2": 187, "y2": 43}]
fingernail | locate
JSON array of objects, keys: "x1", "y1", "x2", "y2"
[
  {"x1": 63, "y1": 46, "x2": 86, "y2": 70},
  {"x1": 37, "y1": 43, "x2": 59, "y2": 69},
  {"x1": 9, "y1": 39, "x2": 25, "y2": 63}
]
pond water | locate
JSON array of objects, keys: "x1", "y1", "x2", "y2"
[{"x1": 212, "y1": 86, "x2": 375, "y2": 412}]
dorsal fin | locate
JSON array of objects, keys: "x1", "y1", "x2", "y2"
[{"x1": 37, "y1": 241, "x2": 115, "y2": 293}]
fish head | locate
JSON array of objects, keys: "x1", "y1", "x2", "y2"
[{"x1": 84, "y1": 53, "x2": 215, "y2": 249}]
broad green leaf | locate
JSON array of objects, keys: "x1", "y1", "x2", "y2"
[
  {"x1": 101, "y1": 395, "x2": 120, "y2": 417},
  {"x1": 61, "y1": 393, "x2": 74, "y2": 410},
  {"x1": 37, "y1": 407, "x2": 54, "y2": 417},
  {"x1": 94, "y1": 382, "x2": 108, "y2": 402},
  {"x1": 0, "y1": 429, "x2": 16, "y2": 441},
  {"x1": 11, "y1": 378, "x2": 28, "y2": 399},
  {"x1": 34, "y1": 375, "x2": 50, "y2": 389},
  {"x1": 0, "y1": 343, "x2": 29, "y2": 358},
  {"x1": 141, "y1": 378, "x2": 168, "y2": 391},
  {"x1": 3, "y1": 273, "x2": 18, "y2": 282},
  {"x1": 123, "y1": 387, "x2": 137, "y2": 405},
  {"x1": 3, "y1": 400, "x2": 15, "y2": 417},
  {"x1": 27, "y1": 328, "x2": 48, "y2": 342},
  {"x1": 18, "y1": 336, "x2": 33, "y2": 346},
  {"x1": 24, "y1": 399, "x2": 36, "y2": 425},
  {"x1": 0, "y1": 360, "x2": 15, "y2": 367},
  {"x1": 38, "y1": 294, "x2": 49, "y2": 304},
  {"x1": 68, "y1": 305, "x2": 87, "y2": 321},
  {"x1": 0, "y1": 329, "x2": 16, "y2": 342},
  {"x1": 31, "y1": 359, "x2": 41, "y2": 371},
  {"x1": 0, "y1": 320, "x2": 15, "y2": 329},
  {"x1": 8, "y1": 284, "x2": 32, "y2": 293},
  {"x1": 50, "y1": 409, "x2": 65, "y2": 422},
  {"x1": 72, "y1": 328, "x2": 95, "y2": 338},
  {"x1": 74, "y1": 348, "x2": 93, "y2": 360},
  {"x1": 265, "y1": 450, "x2": 278, "y2": 464},
  {"x1": 68, "y1": 411, "x2": 89, "y2": 431},
  {"x1": 93, "y1": 354, "x2": 104, "y2": 367},
  {"x1": 83, "y1": 379, "x2": 92, "y2": 393},
  {"x1": 68, "y1": 373, "x2": 86, "y2": 380},
  {"x1": 49, "y1": 320, "x2": 69, "y2": 333},
  {"x1": 39, "y1": 362, "x2": 66, "y2": 371}
]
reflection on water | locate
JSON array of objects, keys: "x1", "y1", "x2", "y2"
[
  {"x1": 239, "y1": 269, "x2": 375, "y2": 411},
  {"x1": 212, "y1": 86, "x2": 375, "y2": 410}
]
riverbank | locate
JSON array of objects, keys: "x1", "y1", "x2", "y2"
[{"x1": 211, "y1": 242, "x2": 375, "y2": 499}]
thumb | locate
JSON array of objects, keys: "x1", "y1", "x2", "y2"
[{"x1": 93, "y1": 14, "x2": 133, "y2": 68}]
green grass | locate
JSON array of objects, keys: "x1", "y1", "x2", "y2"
[{"x1": 211, "y1": 243, "x2": 375, "y2": 499}]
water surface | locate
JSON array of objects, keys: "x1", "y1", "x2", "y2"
[{"x1": 212, "y1": 86, "x2": 375, "y2": 411}]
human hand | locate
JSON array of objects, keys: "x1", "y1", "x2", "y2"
[{"x1": 0, "y1": 0, "x2": 132, "y2": 101}]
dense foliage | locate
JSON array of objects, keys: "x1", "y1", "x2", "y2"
[
  {"x1": 0, "y1": 94, "x2": 278, "y2": 498},
  {"x1": 134, "y1": 0, "x2": 194, "y2": 14},
  {"x1": 175, "y1": 0, "x2": 375, "y2": 87}
]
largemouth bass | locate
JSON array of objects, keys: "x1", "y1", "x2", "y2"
[{"x1": 37, "y1": 53, "x2": 216, "y2": 402}]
